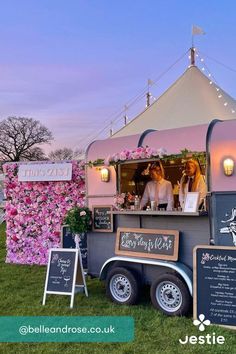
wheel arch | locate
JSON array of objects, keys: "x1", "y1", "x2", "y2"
[{"x1": 100, "y1": 256, "x2": 193, "y2": 296}]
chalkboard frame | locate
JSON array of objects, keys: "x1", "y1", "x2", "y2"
[
  {"x1": 193, "y1": 245, "x2": 236, "y2": 329},
  {"x1": 43, "y1": 248, "x2": 80, "y2": 308},
  {"x1": 92, "y1": 205, "x2": 113, "y2": 232},
  {"x1": 115, "y1": 227, "x2": 179, "y2": 261}
]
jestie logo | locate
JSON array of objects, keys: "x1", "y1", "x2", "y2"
[
  {"x1": 193, "y1": 314, "x2": 210, "y2": 331},
  {"x1": 178, "y1": 314, "x2": 225, "y2": 346}
]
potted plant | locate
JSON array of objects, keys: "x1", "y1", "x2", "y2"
[{"x1": 64, "y1": 206, "x2": 92, "y2": 268}]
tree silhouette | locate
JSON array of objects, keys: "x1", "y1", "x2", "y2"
[{"x1": 0, "y1": 116, "x2": 53, "y2": 162}]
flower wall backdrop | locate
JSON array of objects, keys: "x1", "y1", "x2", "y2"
[{"x1": 4, "y1": 161, "x2": 85, "y2": 265}]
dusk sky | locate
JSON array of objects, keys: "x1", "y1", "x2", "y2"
[{"x1": 0, "y1": 1, "x2": 235, "y2": 153}]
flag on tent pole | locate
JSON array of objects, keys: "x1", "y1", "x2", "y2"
[
  {"x1": 192, "y1": 25, "x2": 205, "y2": 36},
  {"x1": 191, "y1": 25, "x2": 205, "y2": 47}
]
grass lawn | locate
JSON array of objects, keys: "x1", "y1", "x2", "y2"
[{"x1": 0, "y1": 222, "x2": 235, "y2": 353}]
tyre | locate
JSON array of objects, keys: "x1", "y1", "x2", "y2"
[
  {"x1": 150, "y1": 273, "x2": 191, "y2": 316},
  {"x1": 106, "y1": 267, "x2": 140, "y2": 305}
]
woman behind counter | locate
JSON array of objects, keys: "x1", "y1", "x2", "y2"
[
  {"x1": 140, "y1": 162, "x2": 174, "y2": 211},
  {"x1": 179, "y1": 159, "x2": 207, "y2": 209}
]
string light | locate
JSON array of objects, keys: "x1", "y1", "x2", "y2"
[{"x1": 196, "y1": 50, "x2": 236, "y2": 116}]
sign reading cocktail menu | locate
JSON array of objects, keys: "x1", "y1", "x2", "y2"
[
  {"x1": 115, "y1": 227, "x2": 179, "y2": 261},
  {"x1": 194, "y1": 246, "x2": 236, "y2": 328}
]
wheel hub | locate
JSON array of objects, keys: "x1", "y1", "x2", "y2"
[
  {"x1": 156, "y1": 281, "x2": 182, "y2": 312},
  {"x1": 110, "y1": 275, "x2": 131, "y2": 302}
]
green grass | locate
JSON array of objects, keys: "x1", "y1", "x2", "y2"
[{"x1": 0, "y1": 223, "x2": 235, "y2": 353}]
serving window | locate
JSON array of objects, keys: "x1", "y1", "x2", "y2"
[{"x1": 118, "y1": 156, "x2": 206, "y2": 208}]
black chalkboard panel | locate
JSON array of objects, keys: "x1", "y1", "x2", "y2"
[
  {"x1": 46, "y1": 249, "x2": 78, "y2": 294},
  {"x1": 211, "y1": 192, "x2": 236, "y2": 246},
  {"x1": 61, "y1": 225, "x2": 87, "y2": 268},
  {"x1": 115, "y1": 227, "x2": 179, "y2": 261},
  {"x1": 194, "y1": 246, "x2": 236, "y2": 327},
  {"x1": 92, "y1": 205, "x2": 113, "y2": 232},
  {"x1": 61, "y1": 225, "x2": 76, "y2": 249}
]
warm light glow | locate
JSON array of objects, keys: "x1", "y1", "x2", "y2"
[
  {"x1": 223, "y1": 158, "x2": 234, "y2": 176},
  {"x1": 101, "y1": 167, "x2": 110, "y2": 182}
]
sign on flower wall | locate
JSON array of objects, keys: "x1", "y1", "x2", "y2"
[{"x1": 18, "y1": 163, "x2": 72, "y2": 182}]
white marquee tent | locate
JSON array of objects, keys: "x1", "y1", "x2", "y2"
[{"x1": 112, "y1": 65, "x2": 236, "y2": 138}]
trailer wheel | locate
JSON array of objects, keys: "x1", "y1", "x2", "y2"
[
  {"x1": 106, "y1": 267, "x2": 140, "y2": 305},
  {"x1": 150, "y1": 273, "x2": 191, "y2": 316}
]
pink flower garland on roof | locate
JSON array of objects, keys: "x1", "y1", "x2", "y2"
[
  {"x1": 3, "y1": 161, "x2": 85, "y2": 266},
  {"x1": 104, "y1": 146, "x2": 167, "y2": 165}
]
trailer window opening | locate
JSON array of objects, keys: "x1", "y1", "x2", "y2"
[{"x1": 118, "y1": 154, "x2": 206, "y2": 208}]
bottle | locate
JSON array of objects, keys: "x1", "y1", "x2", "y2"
[{"x1": 134, "y1": 195, "x2": 140, "y2": 210}]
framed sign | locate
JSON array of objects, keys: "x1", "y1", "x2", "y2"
[
  {"x1": 194, "y1": 245, "x2": 236, "y2": 329},
  {"x1": 115, "y1": 227, "x2": 179, "y2": 261},
  {"x1": 92, "y1": 205, "x2": 113, "y2": 232},
  {"x1": 42, "y1": 248, "x2": 87, "y2": 308},
  {"x1": 184, "y1": 192, "x2": 200, "y2": 212},
  {"x1": 18, "y1": 163, "x2": 72, "y2": 182}
]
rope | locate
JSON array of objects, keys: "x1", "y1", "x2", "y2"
[{"x1": 75, "y1": 49, "x2": 190, "y2": 150}]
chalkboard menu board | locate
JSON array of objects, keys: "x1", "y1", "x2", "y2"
[
  {"x1": 92, "y1": 205, "x2": 113, "y2": 232},
  {"x1": 115, "y1": 227, "x2": 179, "y2": 261},
  {"x1": 45, "y1": 249, "x2": 78, "y2": 293},
  {"x1": 211, "y1": 192, "x2": 236, "y2": 246},
  {"x1": 194, "y1": 245, "x2": 236, "y2": 328},
  {"x1": 42, "y1": 248, "x2": 87, "y2": 308}
]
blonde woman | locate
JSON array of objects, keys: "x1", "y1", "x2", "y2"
[
  {"x1": 179, "y1": 159, "x2": 207, "y2": 209},
  {"x1": 140, "y1": 162, "x2": 174, "y2": 211}
]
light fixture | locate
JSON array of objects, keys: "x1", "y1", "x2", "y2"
[
  {"x1": 223, "y1": 158, "x2": 234, "y2": 176},
  {"x1": 100, "y1": 167, "x2": 110, "y2": 182}
]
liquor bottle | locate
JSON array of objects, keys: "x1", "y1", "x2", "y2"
[{"x1": 134, "y1": 195, "x2": 140, "y2": 210}]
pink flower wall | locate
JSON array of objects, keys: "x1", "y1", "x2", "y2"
[{"x1": 4, "y1": 161, "x2": 85, "y2": 265}]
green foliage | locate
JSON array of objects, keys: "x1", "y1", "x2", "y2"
[{"x1": 64, "y1": 206, "x2": 92, "y2": 233}]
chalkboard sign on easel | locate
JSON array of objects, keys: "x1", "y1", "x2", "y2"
[
  {"x1": 42, "y1": 248, "x2": 88, "y2": 308},
  {"x1": 115, "y1": 227, "x2": 179, "y2": 261},
  {"x1": 194, "y1": 245, "x2": 236, "y2": 329},
  {"x1": 92, "y1": 205, "x2": 113, "y2": 232}
]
